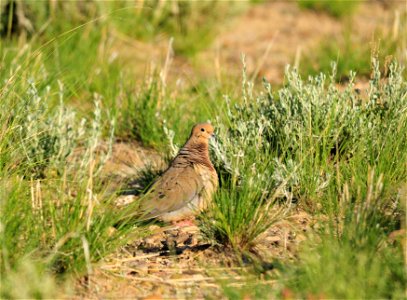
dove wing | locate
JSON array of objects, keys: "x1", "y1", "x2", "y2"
[{"x1": 141, "y1": 164, "x2": 204, "y2": 217}]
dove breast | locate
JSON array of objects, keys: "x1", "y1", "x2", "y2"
[
  {"x1": 139, "y1": 122, "x2": 218, "y2": 222},
  {"x1": 141, "y1": 162, "x2": 217, "y2": 222}
]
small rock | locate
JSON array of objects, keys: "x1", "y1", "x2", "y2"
[
  {"x1": 266, "y1": 236, "x2": 281, "y2": 242},
  {"x1": 115, "y1": 195, "x2": 137, "y2": 206}
]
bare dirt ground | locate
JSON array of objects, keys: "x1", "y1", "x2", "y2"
[
  {"x1": 201, "y1": 1, "x2": 403, "y2": 83},
  {"x1": 77, "y1": 206, "x2": 312, "y2": 299},
  {"x1": 111, "y1": 1, "x2": 404, "y2": 84},
  {"x1": 75, "y1": 2, "x2": 405, "y2": 298}
]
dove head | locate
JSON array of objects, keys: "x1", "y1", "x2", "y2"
[{"x1": 189, "y1": 123, "x2": 215, "y2": 145}]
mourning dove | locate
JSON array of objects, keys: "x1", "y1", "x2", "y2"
[{"x1": 139, "y1": 123, "x2": 218, "y2": 223}]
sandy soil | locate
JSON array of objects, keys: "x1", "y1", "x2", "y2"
[{"x1": 76, "y1": 207, "x2": 313, "y2": 299}]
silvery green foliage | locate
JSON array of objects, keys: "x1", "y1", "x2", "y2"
[
  {"x1": 363, "y1": 60, "x2": 407, "y2": 157},
  {"x1": 271, "y1": 158, "x2": 300, "y2": 197},
  {"x1": 163, "y1": 120, "x2": 179, "y2": 158},
  {"x1": 13, "y1": 80, "x2": 113, "y2": 178},
  {"x1": 19, "y1": 80, "x2": 82, "y2": 177},
  {"x1": 213, "y1": 58, "x2": 406, "y2": 200}
]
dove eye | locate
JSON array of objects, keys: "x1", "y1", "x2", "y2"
[{"x1": 200, "y1": 128, "x2": 205, "y2": 132}]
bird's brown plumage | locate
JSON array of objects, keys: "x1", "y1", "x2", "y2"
[{"x1": 140, "y1": 123, "x2": 218, "y2": 222}]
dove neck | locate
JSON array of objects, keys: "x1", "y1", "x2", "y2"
[
  {"x1": 183, "y1": 139, "x2": 209, "y2": 154},
  {"x1": 176, "y1": 141, "x2": 214, "y2": 170}
]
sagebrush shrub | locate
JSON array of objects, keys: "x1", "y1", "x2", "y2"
[{"x1": 199, "y1": 58, "x2": 406, "y2": 250}]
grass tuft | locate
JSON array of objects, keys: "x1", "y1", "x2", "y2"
[{"x1": 298, "y1": 0, "x2": 359, "y2": 18}]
